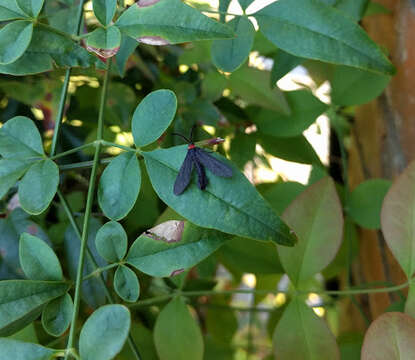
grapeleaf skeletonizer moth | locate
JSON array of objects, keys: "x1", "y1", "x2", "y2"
[{"x1": 172, "y1": 127, "x2": 232, "y2": 195}]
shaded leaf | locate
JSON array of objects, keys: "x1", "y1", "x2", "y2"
[
  {"x1": 95, "y1": 221, "x2": 128, "y2": 263},
  {"x1": 361, "y1": 312, "x2": 415, "y2": 360},
  {"x1": 116, "y1": 0, "x2": 234, "y2": 44},
  {"x1": 98, "y1": 152, "x2": 141, "y2": 221},
  {"x1": 114, "y1": 265, "x2": 140, "y2": 303},
  {"x1": 154, "y1": 296, "x2": 203, "y2": 360},
  {"x1": 132, "y1": 89, "x2": 177, "y2": 147},
  {"x1": 0, "y1": 0, "x2": 27, "y2": 21},
  {"x1": 79, "y1": 304, "x2": 131, "y2": 360},
  {"x1": 278, "y1": 177, "x2": 343, "y2": 285},
  {"x1": 255, "y1": 0, "x2": 395, "y2": 74},
  {"x1": 0, "y1": 280, "x2": 70, "y2": 336},
  {"x1": 143, "y1": 146, "x2": 296, "y2": 245},
  {"x1": 127, "y1": 222, "x2": 228, "y2": 277},
  {"x1": 19, "y1": 233, "x2": 63, "y2": 281},
  {"x1": 93, "y1": 0, "x2": 117, "y2": 26},
  {"x1": 348, "y1": 179, "x2": 391, "y2": 229},
  {"x1": 0, "y1": 338, "x2": 56, "y2": 360},
  {"x1": 381, "y1": 162, "x2": 415, "y2": 278},
  {"x1": 16, "y1": 0, "x2": 44, "y2": 17},
  {"x1": 273, "y1": 298, "x2": 340, "y2": 360},
  {"x1": 18, "y1": 159, "x2": 59, "y2": 215},
  {"x1": 0, "y1": 159, "x2": 31, "y2": 199},
  {"x1": 271, "y1": 49, "x2": 303, "y2": 85},
  {"x1": 211, "y1": 16, "x2": 255, "y2": 72},
  {"x1": 261, "y1": 181, "x2": 306, "y2": 215},
  {"x1": 41, "y1": 293, "x2": 73, "y2": 337}
]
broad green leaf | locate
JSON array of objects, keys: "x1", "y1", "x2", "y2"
[
  {"x1": 361, "y1": 312, "x2": 415, "y2": 360},
  {"x1": 0, "y1": 160, "x2": 31, "y2": 199},
  {"x1": 41, "y1": 293, "x2": 73, "y2": 337},
  {"x1": 219, "y1": 237, "x2": 283, "y2": 274},
  {"x1": 19, "y1": 159, "x2": 59, "y2": 215},
  {"x1": 95, "y1": 221, "x2": 128, "y2": 263},
  {"x1": 259, "y1": 134, "x2": 322, "y2": 165},
  {"x1": 93, "y1": 0, "x2": 116, "y2": 26},
  {"x1": 64, "y1": 218, "x2": 107, "y2": 308},
  {"x1": 211, "y1": 16, "x2": 255, "y2": 72},
  {"x1": 0, "y1": 21, "x2": 33, "y2": 65},
  {"x1": 79, "y1": 305, "x2": 131, "y2": 360},
  {"x1": 278, "y1": 177, "x2": 343, "y2": 286},
  {"x1": 0, "y1": 338, "x2": 56, "y2": 360},
  {"x1": 381, "y1": 162, "x2": 415, "y2": 278},
  {"x1": 331, "y1": 65, "x2": 391, "y2": 106},
  {"x1": 201, "y1": 71, "x2": 227, "y2": 101},
  {"x1": 0, "y1": 51, "x2": 52, "y2": 75},
  {"x1": 254, "y1": 90, "x2": 328, "y2": 137},
  {"x1": 132, "y1": 89, "x2": 177, "y2": 147},
  {"x1": 16, "y1": 0, "x2": 44, "y2": 17},
  {"x1": 338, "y1": 332, "x2": 363, "y2": 360},
  {"x1": 19, "y1": 233, "x2": 63, "y2": 281},
  {"x1": 154, "y1": 296, "x2": 203, "y2": 360},
  {"x1": 228, "y1": 66, "x2": 290, "y2": 114},
  {"x1": 405, "y1": 283, "x2": 415, "y2": 318},
  {"x1": 86, "y1": 26, "x2": 121, "y2": 58},
  {"x1": 261, "y1": 181, "x2": 306, "y2": 215},
  {"x1": 238, "y1": 0, "x2": 254, "y2": 11},
  {"x1": 271, "y1": 49, "x2": 303, "y2": 85},
  {"x1": 206, "y1": 304, "x2": 238, "y2": 343},
  {"x1": 98, "y1": 152, "x2": 141, "y2": 221},
  {"x1": 364, "y1": 1, "x2": 391, "y2": 16},
  {"x1": 114, "y1": 265, "x2": 140, "y2": 303},
  {"x1": 254, "y1": 0, "x2": 395, "y2": 75},
  {"x1": 0, "y1": 280, "x2": 70, "y2": 336},
  {"x1": 0, "y1": 116, "x2": 44, "y2": 159},
  {"x1": 335, "y1": 0, "x2": 368, "y2": 20},
  {"x1": 127, "y1": 222, "x2": 228, "y2": 277},
  {"x1": 118, "y1": 323, "x2": 158, "y2": 360},
  {"x1": 143, "y1": 146, "x2": 296, "y2": 245},
  {"x1": 273, "y1": 298, "x2": 340, "y2": 360},
  {"x1": 348, "y1": 179, "x2": 391, "y2": 229},
  {"x1": 116, "y1": 0, "x2": 234, "y2": 44},
  {"x1": 114, "y1": 35, "x2": 138, "y2": 77},
  {"x1": 0, "y1": 0, "x2": 27, "y2": 21},
  {"x1": 229, "y1": 133, "x2": 256, "y2": 169}
]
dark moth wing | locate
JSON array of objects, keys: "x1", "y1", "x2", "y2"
[
  {"x1": 194, "y1": 147, "x2": 233, "y2": 178},
  {"x1": 173, "y1": 150, "x2": 194, "y2": 195},
  {"x1": 193, "y1": 156, "x2": 208, "y2": 190}
]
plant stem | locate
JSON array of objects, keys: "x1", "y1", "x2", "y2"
[
  {"x1": 101, "y1": 140, "x2": 137, "y2": 152},
  {"x1": 50, "y1": 142, "x2": 95, "y2": 160},
  {"x1": 82, "y1": 263, "x2": 120, "y2": 281},
  {"x1": 59, "y1": 158, "x2": 112, "y2": 171}
]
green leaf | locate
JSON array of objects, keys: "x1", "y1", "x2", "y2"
[
  {"x1": 0, "y1": 21, "x2": 33, "y2": 65},
  {"x1": 19, "y1": 233, "x2": 63, "y2": 281},
  {"x1": 127, "y1": 222, "x2": 228, "y2": 277},
  {"x1": 219, "y1": 237, "x2": 283, "y2": 274},
  {"x1": 0, "y1": 116, "x2": 44, "y2": 159},
  {"x1": 95, "y1": 221, "x2": 127, "y2": 263},
  {"x1": 0, "y1": 338, "x2": 56, "y2": 360},
  {"x1": 364, "y1": 1, "x2": 391, "y2": 16},
  {"x1": 228, "y1": 66, "x2": 290, "y2": 114},
  {"x1": 86, "y1": 26, "x2": 121, "y2": 58},
  {"x1": 211, "y1": 16, "x2": 255, "y2": 72},
  {"x1": 132, "y1": 89, "x2": 177, "y2": 147},
  {"x1": 114, "y1": 35, "x2": 138, "y2": 77},
  {"x1": 254, "y1": 90, "x2": 328, "y2": 137},
  {"x1": 331, "y1": 65, "x2": 391, "y2": 106},
  {"x1": 348, "y1": 179, "x2": 391, "y2": 229},
  {"x1": 16, "y1": 0, "x2": 44, "y2": 17},
  {"x1": 254, "y1": 0, "x2": 395, "y2": 75},
  {"x1": 118, "y1": 323, "x2": 158, "y2": 360},
  {"x1": 79, "y1": 304, "x2": 131, "y2": 360},
  {"x1": 41, "y1": 293, "x2": 73, "y2": 337},
  {"x1": 0, "y1": 160, "x2": 31, "y2": 199},
  {"x1": 201, "y1": 71, "x2": 227, "y2": 101},
  {"x1": 143, "y1": 146, "x2": 296, "y2": 245},
  {"x1": 272, "y1": 298, "x2": 340, "y2": 360},
  {"x1": 361, "y1": 312, "x2": 415, "y2": 360},
  {"x1": 229, "y1": 133, "x2": 256, "y2": 169},
  {"x1": 271, "y1": 49, "x2": 303, "y2": 85},
  {"x1": 0, "y1": 280, "x2": 70, "y2": 336},
  {"x1": 206, "y1": 304, "x2": 238, "y2": 344},
  {"x1": 238, "y1": 0, "x2": 254, "y2": 11},
  {"x1": 261, "y1": 181, "x2": 306, "y2": 215},
  {"x1": 0, "y1": 51, "x2": 52, "y2": 75},
  {"x1": 154, "y1": 296, "x2": 204, "y2": 360},
  {"x1": 278, "y1": 177, "x2": 343, "y2": 286},
  {"x1": 18, "y1": 159, "x2": 59, "y2": 215},
  {"x1": 335, "y1": 0, "x2": 368, "y2": 20},
  {"x1": 259, "y1": 134, "x2": 322, "y2": 165},
  {"x1": 93, "y1": 0, "x2": 117, "y2": 26},
  {"x1": 114, "y1": 265, "x2": 140, "y2": 303},
  {"x1": 381, "y1": 161, "x2": 415, "y2": 278},
  {"x1": 0, "y1": 0, "x2": 27, "y2": 21},
  {"x1": 116, "y1": 0, "x2": 234, "y2": 44},
  {"x1": 98, "y1": 152, "x2": 141, "y2": 221}
]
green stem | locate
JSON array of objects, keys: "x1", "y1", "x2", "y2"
[
  {"x1": 50, "y1": 0, "x2": 86, "y2": 157},
  {"x1": 59, "y1": 158, "x2": 112, "y2": 171},
  {"x1": 50, "y1": 142, "x2": 95, "y2": 160},
  {"x1": 101, "y1": 140, "x2": 138, "y2": 153},
  {"x1": 129, "y1": 281, "x2": 411, "y2": 308},
  {"x1": 82, "y1": 263, "x2": 120, "y2": 281}
]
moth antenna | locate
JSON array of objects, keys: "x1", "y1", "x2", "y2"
[
  {"x1": 171, "y1": 132, "x2": 191, "y2": 143},
  {"x1": 189, "y1": 124, "x2": 197, "y2": 143}
]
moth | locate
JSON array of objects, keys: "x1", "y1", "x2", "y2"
[{"x1": 173, "y1": 127, "x2": 233, "y2": 195}]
